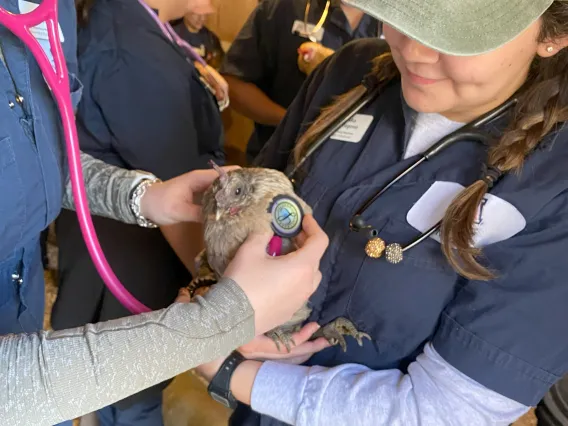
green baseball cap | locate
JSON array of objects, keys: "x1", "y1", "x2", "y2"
[{"x1": 343, "y1": 0, "x2": 555, "y2": 56}]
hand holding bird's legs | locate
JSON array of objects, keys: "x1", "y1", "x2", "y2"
[
  {"x1": 268, "y1": 318, "x2": 370, "y2": 353},
  {"x1": 266, "y1": 326, "x2": 301, "y2": 352}
]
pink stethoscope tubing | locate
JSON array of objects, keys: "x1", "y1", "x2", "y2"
[{"x1": 0, "y1": 0, "x2": 151, "y2": 314}]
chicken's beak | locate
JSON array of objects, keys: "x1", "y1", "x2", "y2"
[{"x1": 215, "y1": 209, "x2": 222, "y2": 221}]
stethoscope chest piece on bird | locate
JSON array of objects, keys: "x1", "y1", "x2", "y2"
[{"x1": 268, "y1": 195, "x2": 304, "y2": 238}]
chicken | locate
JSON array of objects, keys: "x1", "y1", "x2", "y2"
[
  {"x1": 297, "y1": 42, "x2": 335, "y2": 76},
  {"x1": 188, "y1": 161, "x2": 370, "y2": 352}
]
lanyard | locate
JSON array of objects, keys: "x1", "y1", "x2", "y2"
[
  {"x1": 136, "y1": 0, "x2": 207, "y2": 67},
  {"x1": 303, "y1": 0, "x2": 330, "y2": 42},
  {"x1": 136, "y1": 0, "x2": 229, "y2": 110}
]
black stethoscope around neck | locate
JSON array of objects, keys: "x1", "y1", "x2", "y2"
[{"x1": 286, "y1": 82, "x2": 518, "y2": 264}]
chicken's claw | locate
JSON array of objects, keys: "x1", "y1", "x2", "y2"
[
  {"x1": 266, "y1": 328, "x2": 296, "y2": 353},
  {"x1": 313, "y1": 317, "x2": 371, "y2": 352}
]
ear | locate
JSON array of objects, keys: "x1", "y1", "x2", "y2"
[{"x1": 537, "y1": 35, "x2": 568, "y2": 58}]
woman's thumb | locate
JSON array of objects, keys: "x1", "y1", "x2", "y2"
[{"x1": 241, "y1": 230, "x2": 275, "y2": 255}]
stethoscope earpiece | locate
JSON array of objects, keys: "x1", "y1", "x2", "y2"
[{"x1": 350, "y1": 214, "x2": 368, "y2": 232}]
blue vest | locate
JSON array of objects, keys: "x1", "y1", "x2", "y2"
[{"x1": 0, "y1": 0, "x2": 81, "y2": 334}]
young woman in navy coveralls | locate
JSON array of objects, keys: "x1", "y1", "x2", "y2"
[{"x1": 197, "y1": 1, "x2": 568, "y2": 425}]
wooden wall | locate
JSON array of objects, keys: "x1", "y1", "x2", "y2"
[
  {"x1": 207, "y1": 0, "x2": 259, "y2": 41},
  {"x1": 207, "y1": 0, "x2": 259, "y2": 163}
]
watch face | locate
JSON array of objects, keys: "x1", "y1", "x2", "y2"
[
  {"x1": 268, "y1": 195, "x2": 304, "y2": 238},
  {"x1": 211, "y1": 392, "x2": 231, "y2": 407}
]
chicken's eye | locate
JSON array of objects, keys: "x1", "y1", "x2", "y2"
[{"x1": 235, "y1": 187, "x2": 242, "y2": 196}]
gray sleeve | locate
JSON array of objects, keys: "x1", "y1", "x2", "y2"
[
  {"x1": 251, "y1": 343, "x2": 529, "y2": 426},
  {"x1": 62, "y1": 151, "x2": 152, "y2": 224},
  {"x1": 0, "y1": 279, "x2": 254, "y2": 426},
  {"x1": 537, "y1": 375, "x2": 568, "y2": 424}
]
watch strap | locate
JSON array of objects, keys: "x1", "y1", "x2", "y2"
[
  {"x1": 207, "y1": 350, "x2": 246, "y2": 409},
  {"x1": 129, "y1": 176, "x2": 161, "y2": 228}
]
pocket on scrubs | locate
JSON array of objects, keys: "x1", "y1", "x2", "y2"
[
  {"x1": 16, "y1": 248, "x2": 45, "y2": 333},
  {"x1": 0, "y1": 281, "x2": 21, "y2": 335},
  {"x1": 345, "y1": 216, "x2": 458, "y2": 346},
  {"x1": 0, "y1": 243, "x2": 45, "y2": 335},
  {"x1": 0, "y1": 136, "x2": 25, "y2": 256},
  {"x1": 0, "y1": 259, "x2": 18, "y2": 311},
  {"x1": 0, "y1": 269, "x2": 45, "y2": 335}
]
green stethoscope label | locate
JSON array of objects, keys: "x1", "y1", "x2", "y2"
[{"x1": 268, "y1": 195, "x2": 304, "y2": 238}]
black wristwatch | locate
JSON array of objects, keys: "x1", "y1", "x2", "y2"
[{"x1": 207, "y1": 350, "x2": 246, "y2": 409}]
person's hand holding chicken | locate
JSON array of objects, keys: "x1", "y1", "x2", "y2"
[{"x1": 188, "y1": 161, "x2": 370, "y2": 353}]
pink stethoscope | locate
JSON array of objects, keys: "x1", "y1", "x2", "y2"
[{"x1": 0, "y1": 0, "x2": 227, "y2": 314}]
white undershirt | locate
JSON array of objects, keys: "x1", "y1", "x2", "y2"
[{"x1": 404, "y1": 112, "x2": 464, "y2": 159}]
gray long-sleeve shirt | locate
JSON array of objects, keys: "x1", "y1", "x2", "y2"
[
  {"x1": 1, "y1": 280, "x2": 254, "y2": 426},
  {"x1": 0, "y1": 153, "x2": 255, "y2": 425},
  {"x1": 61, "y1": 151, "x2": 147, "y2": 224}
]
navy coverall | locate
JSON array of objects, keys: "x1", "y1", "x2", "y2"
[{"x1": 231, "y1": 38, "x2": 568, "y2": 425}]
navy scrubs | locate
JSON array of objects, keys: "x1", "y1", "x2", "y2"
[
  {"x1": 220, "y1": 0, "x2": 380, "y2": 163},
  {"x1": 50, "y1": 0, "x2": 224, "y2": 423},
  {"x1": 231, "y1": 38, "x2": 568, "y2": 425}
]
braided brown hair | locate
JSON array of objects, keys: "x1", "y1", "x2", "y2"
[{"x1": 294, "y1": 1, "x2": 568, "y2": 280}]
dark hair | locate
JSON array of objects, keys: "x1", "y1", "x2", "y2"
[
  {"x1": 294, "y1": 1, "x2": 568, "y2": 280},
  {"x1": 75, "y1": 0, "x2": 96, "y2": 27}
]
